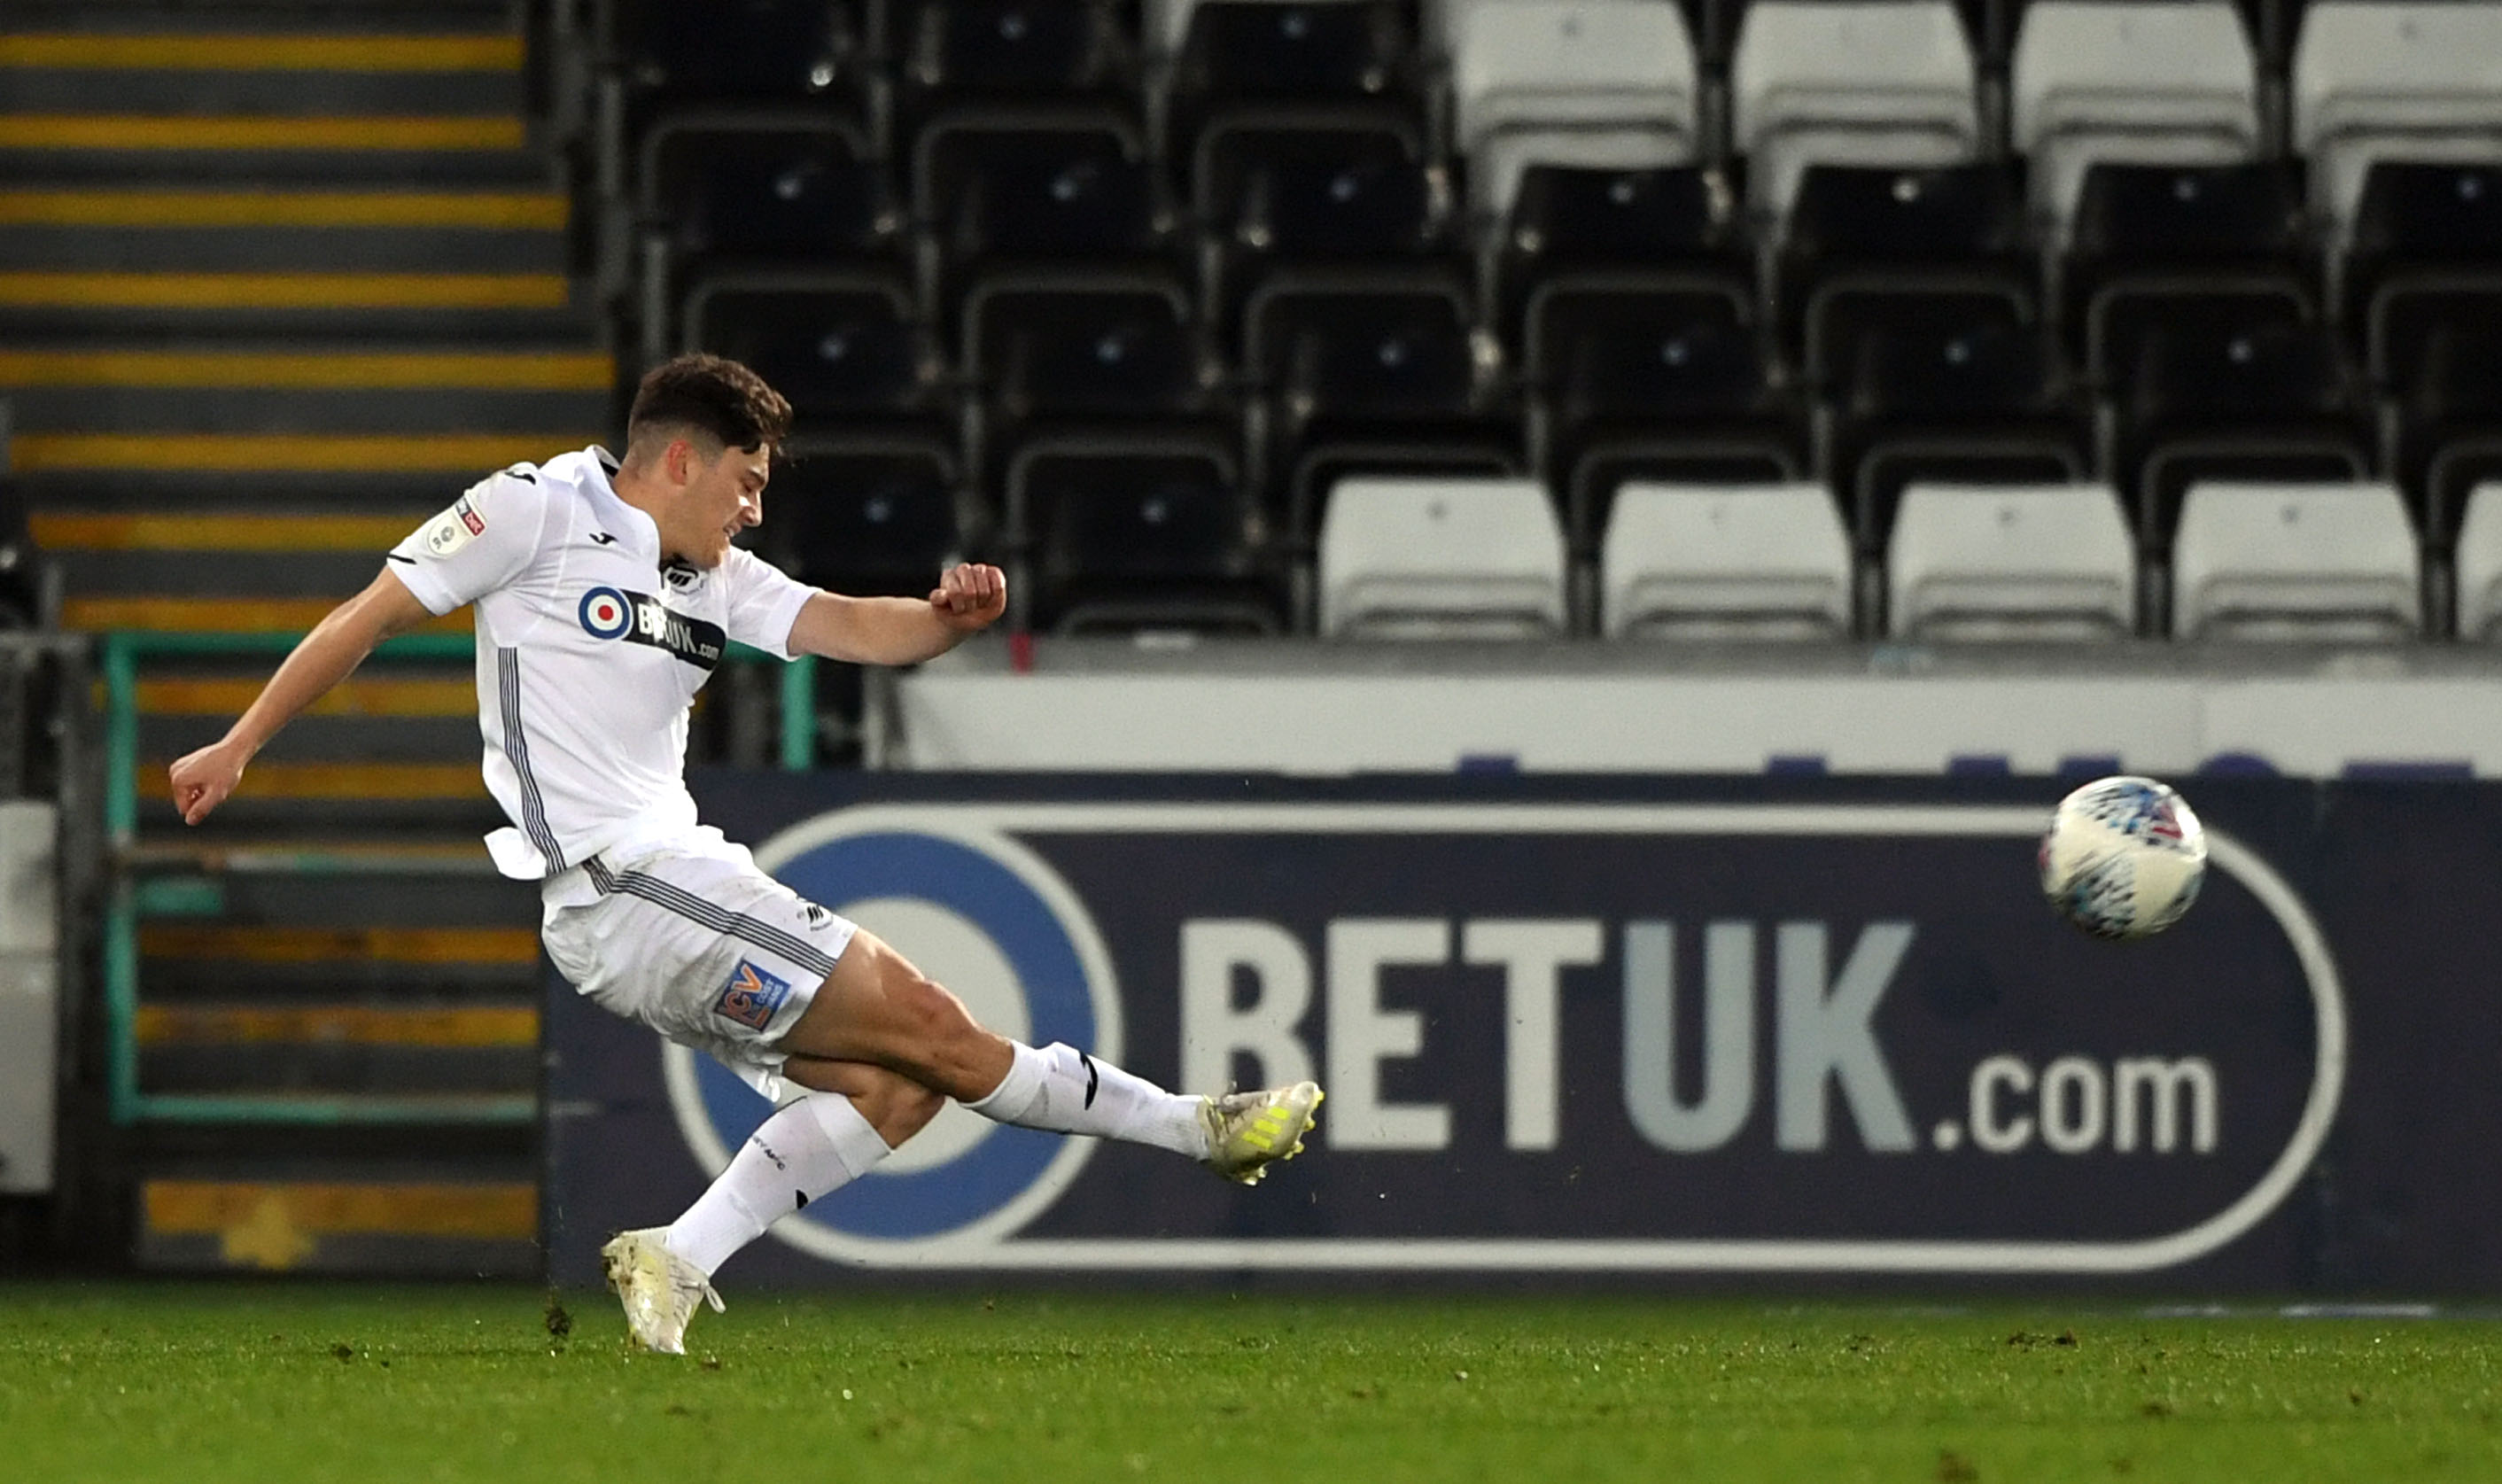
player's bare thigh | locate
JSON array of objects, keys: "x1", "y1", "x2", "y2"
[
  {"x1": 777, "y1": 927, "x2": 1014, "y2": 1100},
  {"x1": 779, "y1": 1054, "x2": 946, "y2": 1147}
]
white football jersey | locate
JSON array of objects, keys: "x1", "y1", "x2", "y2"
[{"x1": 388, "y1": 447, "x2": 817, "y2": 881}]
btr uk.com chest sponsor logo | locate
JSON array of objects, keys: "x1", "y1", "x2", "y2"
[
  {"x1": 665, "y1": 803, "x2": 2340, "y2": 1273},
  {"x1": 578, "y1": 585, "x2": 727, "y2": 671}
]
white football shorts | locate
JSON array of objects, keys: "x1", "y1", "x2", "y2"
[{"x1": 540, "y1": 829, "x2": 859, "y2": 1083}]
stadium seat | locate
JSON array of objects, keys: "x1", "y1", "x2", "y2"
[
  {"x1": 2344, "y1": 161, "x2": 2502, "y2": 388},
  {"x1": 684, "y1": 272, "x2": 944, "y2": 425},
  {"x1": 639, "y1": 110, "x2": 894, "y2": 264},
  {"x1": 634, "y1": 110, "x2": 899, "y2": 359},
  {"x1": 770, "y1": 436, "x2": 969, "y2": 598},
  {"x1": 1490, "y1": 163, "x2": 1751, "y2": 349},
  {"x1": 1828, "y1": 321, "x2": 2086, "y2": 552},
  {"x1": 616, "y1": 0, "x2": 866, "y2": 107},
  {"x1": 1599, "y1": 481, "x2": 1853, "y2": 641},
  {"x1": 2450, "y1": 479, "x2": 2502, "y2": 639},
  {"x1": 2292, "y1": 2, "x2": 2502, "y2": 238},
  {"x1": 1730, "y1": 0, "x2": 1980, "y2": 217},
  {"x1": 961, "y1": 271, "x2": 1221, "y2": 490},
  {"x1": 1449, "y1": 0, "x2": 1700, "y2": 219},
  {"x1": 1317, "y1": 475, "x2": 1566, "y2": 638},
  {"x1": 1523, "y1": 280, "x2": 1799, "y2": 548},
  {"x1": 1200, "y1": 121, "x2": 1450, "y2": 330},
  {"x1": 1775, "y1": 162, "x2": 2032, "y2": 387},
  {"x1": 2170, "y1": 480, "x2": 2420, "y2": 641},
  {"x1": 914, "y1": 112, "x2": 1170, "y2": 315},
  {"x1": 2111, "y1": 320, "x2": 2372, "y2": 551},
  {"x1": 893, "y1": 0, "x2": 1136, "y2": 140},
  {"x1": 2010, "y1": 2, "x2": 2261, "y2": 237},
  {"x1": 1886, "y1": 482, "x2": 2137, "y2": 641},
  {"x1": 2390, "y1": 324, "x2": 2502, "y2": 548},
  {"x1": 1162, "y1": 1, "x2": 1418, "y2": 184},
  {"x1": 2063, "y1": 161, "x2": 2312, "y2": 388},
  {"x1": 1009, "y1": 431, "x2": 1282, "y2": 633},
  {"x1": 1245, "y1": 269, "x2": 1517, "y2": 532}
]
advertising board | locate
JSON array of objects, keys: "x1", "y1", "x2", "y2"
[{"x1": 544, "y1": 776, "x2": 2502, "y2": 1291}]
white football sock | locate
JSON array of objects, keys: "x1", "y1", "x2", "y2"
[
  {"x1": 663, "y1": 1092, "x2": 891, "y2": 1276},
  {"x1": 963, "y1": 1041, "x2": 1209, "y2": 1159}
]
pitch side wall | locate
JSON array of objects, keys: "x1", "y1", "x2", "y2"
[{"x1": 545, "y1": 774, "x2": 2502, "y2": 1292}]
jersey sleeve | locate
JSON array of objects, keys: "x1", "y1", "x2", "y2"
[
  {"x1": 717, "y1": 547, "x2": 820, "y2": 661},
  {"x1": 386, "y1": 469, "x2": 553, "y2": 615}
]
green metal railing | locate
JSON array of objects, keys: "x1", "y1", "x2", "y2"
[{"x1": 101, "y1": 629, "x2": 818, "y2": 1125}]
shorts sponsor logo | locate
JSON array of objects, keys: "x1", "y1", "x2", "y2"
[{"x1": 714, "y1": 960, "x2": 792, "y2": 1032}]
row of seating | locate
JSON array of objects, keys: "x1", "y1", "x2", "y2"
[
  {"x1": 1301, "y1": 475, "x2": 2475, "y2": 641},
  {"x1": 608, "y1": 1, "x2": 2502, "y2": 230}
]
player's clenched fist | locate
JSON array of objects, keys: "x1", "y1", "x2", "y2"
[
  {"x1": 929, "y1": 562, "x2": 1006, "y2": 632},
  {"x1": 167, "y1": 739, "x2": 250, "y2": 827}
]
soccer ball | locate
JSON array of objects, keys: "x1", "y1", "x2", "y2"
[{"x1": 2038, "y1": 776, "x2": 2208, "y2": 940}]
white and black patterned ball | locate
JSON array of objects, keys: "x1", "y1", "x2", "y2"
[{"x1": 2039, "y1": 776, "x2": 2208, "y2": 941}]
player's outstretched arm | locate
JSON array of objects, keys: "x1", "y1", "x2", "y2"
[
  {"x1": 786, "y1": 561, "x2": 1006, "y2": 666},
  {"x1": 167, "y1": 567, "x2": 438, "y2": 826}
]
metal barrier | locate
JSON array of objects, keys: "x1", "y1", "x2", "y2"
[{"x1": 98, "y1": 630, "x2": 818, "y2": 1125}]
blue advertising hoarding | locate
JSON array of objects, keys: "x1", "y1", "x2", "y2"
[{"x1": 544, "y1": 776, "x2": 2502, "y2": 1291}]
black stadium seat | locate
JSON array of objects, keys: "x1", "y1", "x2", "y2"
[
  {"x1": 614, "y1": 0, "x2": 870, "y2": 128},
  {"x1": 1776, "y1": 163, "x2": 2034, "y2": 390},
  {"x1": 770, "y1": 437, "x2": 968, "y2": 598},
  {"x1": 640, "y1": 111, "x2": 896, "y2": 266},
  {"x1": 1009, "y1": 431, "x2": 1282, "y2": 634},
  {"x1": 1492, "y1": 163, "x2": 1751, "y2": 349},
  {"x1": 2393, "y1": 324, "x2": 2502, "y2": 547},
  {"x1": 2111, "y1": 321, "x2": 2373, "y2": 550},
  {"x1": 1162, "y1": 0, "x2": 1417, "y2": 180},
  {"x1": 2063, "y1": 161, "x2": 2312, "y2": 390},
  {"x1": 1245, "y1": 270, "x2": 1515, "y2": 532},
  {"x1": 1200, "y1": 121, "x2": 1449, "y2": 332},
  {"x1": 915, "y1": 112, "x2": 1172, "y2": 315},
  {"x1": 961, "y1": 270, "x2": 1223, "y2": 490},
  {"x1": 1828, "y1": 321, "x2": 2086, "y2": 552},
  {"x1": 895, "y1": 0, "x2": 1135, "y2": 139},
  {"x1": 684, "y1": 273, "x2": 944, "y2": 426},
  {"x1": 2345, "y1": 160, "x2": 2502, "y2": 388},
  {"x1": 1526, "y1": 284, "x2": 1799, "y2": 549}
]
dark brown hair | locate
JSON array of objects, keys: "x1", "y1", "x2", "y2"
[{"x1": 625, "y1": 354, "x2": 792, "y2": 455}]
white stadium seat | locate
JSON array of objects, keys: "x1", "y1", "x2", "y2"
[
  {"x1": 1602, "y1": 481, "x2": 1853, "y2": 640},
  {"x1": 1318, "y1": 476, "x2": 1568, "y2": 638},
  {"x1": 2293, "y1": 2, "x2": 2502, "y2": 237},
  {"x1": 2171, "y1": 481, "x2": 2420, "y2": 641},
  {"x1": 1730, "y1": 0, "x2": 1978, "y2": 216},
  {"x1": 2011, "y1": 2, "x2": 2260, "y2": 235},
  {"x1": 1887, "y1": 483, "x2": 2138, "y2": 641},
  {"x1": 1451, "y1": 0, "x2": 1699, "y2": 217},
  {"x1": 2450, "y1": 481, "x2": 2502, "y2": 639}
]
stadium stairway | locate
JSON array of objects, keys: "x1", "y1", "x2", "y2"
[{"x1": 0, "y1": 3, "x2": 608, "y2": 1276}]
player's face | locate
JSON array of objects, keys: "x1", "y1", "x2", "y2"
[{"x1": 676, "y1": 441, "x2": 770, "y2": 569}]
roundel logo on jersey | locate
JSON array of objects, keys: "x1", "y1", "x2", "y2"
[
  {"x1": 662, "y1": 812, "x2": 1123, "y2": 1264},
  {"x1": 578, "y1": 587, "x2": 633, "y2": 640}
]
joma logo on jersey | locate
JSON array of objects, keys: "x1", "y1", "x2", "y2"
[
  {"x1": 714, "y1": 960, "x2": 792, "y2": 1031},
  {"x1": 577, "y1": 585, "x2": 727, "y2": 671}
]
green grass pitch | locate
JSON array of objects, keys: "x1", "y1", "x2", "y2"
[{"x1": 2, "y1": 1284, "x2": 2497, "y2": 1482}]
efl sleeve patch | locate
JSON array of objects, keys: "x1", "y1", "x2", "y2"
[
  {"x1": 421, "y1": 495, "x2": 486, "y2": 557},
  {"x1": 714, "y1": 959, "x2": 794, "y2": 1032}
]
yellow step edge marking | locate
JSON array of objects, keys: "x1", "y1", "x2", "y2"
[
  {"x1": 0, "y1": 348, "x2": 609, "y2": 390},
  {"x1": 0, "y1": 115, "x2": 524, "y2": 152},
  {"x1": 64, "y1": 596, "x2": 472, "y2": 633},
  {"x1": 0, "y1": 271, "x2": 567, "y2": 309},
  {"x1": 0, "y1": 35, "x2": 524, "y2": 72},
  {"x1": 135, "y1": 1005, "x2": 537, "y2": 1047},
  {"x1": 19, "y1": 432, "x2": 593, "y2": 473},
  {"x1": 136, "y1": 674, "x2": 476, "y2": 718},
  {"x1": 35, "y1": 513, "x2": 418, "y2": 550},
  {"x1": 139, "y1": 925, "x2": 534, "y2": 966},
  {"x1": 0, "y1": 190, "x2": 567, "y2": 229},
  {"x1": 137, "y1": 758, "x2": 488, "y2": 801},
  {"x1": 144, "y1": 1180, "x2": 537, "y2": 1243}
]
